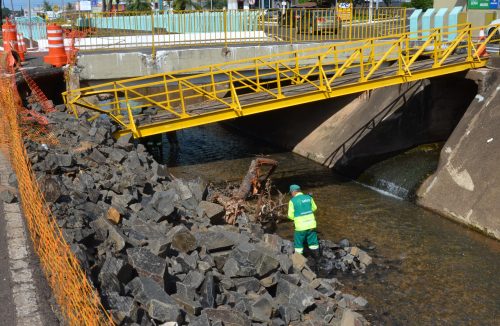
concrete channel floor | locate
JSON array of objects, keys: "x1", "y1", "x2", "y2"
[{"x1": 0, "y1": 151, "x2": 60, "y2": 326}]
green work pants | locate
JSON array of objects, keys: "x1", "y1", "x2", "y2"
[{"x1": 294, "y1": 229, "x2": 319, "y2": 254}]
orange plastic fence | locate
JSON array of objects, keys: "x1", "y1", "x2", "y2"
[{"x1": 0, "y1": 58, "x2": 113, "y2": 326}]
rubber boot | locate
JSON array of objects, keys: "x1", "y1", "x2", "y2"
[{"x1": 311, "y1": 249, "x2": 320, "y2": 273}]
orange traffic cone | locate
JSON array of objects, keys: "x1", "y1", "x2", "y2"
[
  {"x1": 2, "y1": 18, "x2": 19, "y2": 54},
  {"x1": 44, "y1": 23, "x2": 68, "y2": 67},
  {"x1": 17, "y1": 33, "x2": 26, "y2": 62},
  {"x1": 477, "y1": 28, "x2": 488, "y2": 57}
]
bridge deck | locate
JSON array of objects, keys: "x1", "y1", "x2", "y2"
[{"x1": 134, "y1": 55, "x2": 471, "y2": 133}]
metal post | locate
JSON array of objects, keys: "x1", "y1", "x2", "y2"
[
  {"x1": 28, "y1": 0, "x2": 33, "y2": 48},
  {"x1": 369, "y1": 0, "x2": 373, "y2": 23},
  {"x1": 223, "y1": 9, "x2": 228, "y2": 49},
  {"x1": 151, "y1": 10, "x2": 156, "y2": 60}
]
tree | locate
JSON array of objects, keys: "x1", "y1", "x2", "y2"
[
  {"x1": 127, "y1": 0, "x2": 150, "y2": 11},
  {"x1": 173, "y1": 0, "x2": 201, "y2": 10},
  {"x1": 410, "y1": 0, "x2": 433, "y2": 9},
  {"x1": 65, "y1": 2, "x2": 74, "y2": 10},
  {"x1": 42, "y1": 0, "x2": 53, "y2": 11},
  {"x1": 1, "y1": 7, "x2": 12, "y2": 19},
  {"x1": 203, "y1": 0, "x2": 226, "y2": 9}
]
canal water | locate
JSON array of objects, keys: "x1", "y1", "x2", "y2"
[{"x1": 150, "y1": 124, "x2": 500, "y2": 325}]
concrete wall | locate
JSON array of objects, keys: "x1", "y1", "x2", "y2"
[
  {"x1": 77, "y1": 41, "x2": 396, "y2": 81},
  {"x1": 417, "y1": 67, "x2": 500, "y2": 240}
]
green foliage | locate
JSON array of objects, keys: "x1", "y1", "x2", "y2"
[
  {"x1": 400, "y1": 2, "x2": 413, "y2": 7},
  {"x1": 173, "y1": 0, "x2": 201, "y2": 10},
  {"x1": 2, "y1": 8, "x2": 11, "y2": 19},
  {"x1": 65, "y1": 2, "x2": 75, "y2": 10},
  {"x1": 410, "y1": 0, "x2": 433, "y2": 9},
  {"x1": 42, "y1": 0, "x2": 53, "y2": 11},
  {"x1": 127, "y1": 0, "x2": 151, "y2": 11},
  {"x1": 203, "y1": 0, "x2": 227, "y2": 9}
]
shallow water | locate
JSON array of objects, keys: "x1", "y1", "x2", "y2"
[{"x1": 158, "y1": 124, "x2": 500, "y2": 325}]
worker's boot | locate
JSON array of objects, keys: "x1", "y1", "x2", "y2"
[
  {"x1": 311, "y1": 249, "x2": 320, "y2": 260},
  {"x1": 310, "y1": 249, "x2": 320, "y2": 273}
]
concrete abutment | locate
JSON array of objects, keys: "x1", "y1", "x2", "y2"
[{"x1": 416, "y1": 66, "x2": 500, "y2": 240}]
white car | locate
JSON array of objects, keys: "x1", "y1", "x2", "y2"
[{"x1": 488, "y1": 18, "x2": 500, "y2": 41}]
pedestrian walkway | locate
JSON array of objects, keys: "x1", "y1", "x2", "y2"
[{"x1": 0, "y1": 151, "x2": 58, "y2": 326}]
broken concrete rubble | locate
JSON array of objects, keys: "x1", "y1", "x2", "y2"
[{"x1": 25, "y1": 112, "x2": 372, "y2": 325}]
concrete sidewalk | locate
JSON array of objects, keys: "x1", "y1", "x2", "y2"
[{"x1": 0, "y1": 151, "x2": 60, "y2": 326}]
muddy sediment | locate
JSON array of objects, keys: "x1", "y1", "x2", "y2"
[{"x1": 22, "y1": 109, "x2": 373, "y2": 325}]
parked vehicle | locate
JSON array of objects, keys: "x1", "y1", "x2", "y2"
[
  {"x1": 296, "y1": 10, "x2": 341, "y2": 35},
  {"x1": 278, "y1": 2, "x2": 319, "y2": 27},
  {"x1": 259, "y1": 9, "x2": 282, "y2": 25},
  {"x1": 487, "y1": 19, "x2": 500, "y2": 41}
]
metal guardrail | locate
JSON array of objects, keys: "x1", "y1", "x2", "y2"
[
  {"x1": 63, "y1": 24, "x2": 497, "y2": 139},
  {"x1": 16, "y1": 8, "x2": 407, "y2": 52}
]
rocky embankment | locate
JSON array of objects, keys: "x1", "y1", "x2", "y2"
[{"x1": 9, "y1": 109, "x2": 373, "y2": 325}]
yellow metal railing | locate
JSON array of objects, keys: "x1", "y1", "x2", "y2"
[
  {"x1": 63, "y1": 24, "x2": 497, "y2": 139},
  {"x1": 52, "y1": 8, "x2": 407, "y2": 52}
]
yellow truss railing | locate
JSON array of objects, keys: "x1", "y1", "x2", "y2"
[{"x1": 63, "y1": 23, "x2": 498, "y2": 139}]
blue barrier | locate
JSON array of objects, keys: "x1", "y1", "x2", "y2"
[
  {"x1": 15, "y1": 17, "x2": 47, "y2": 42},
  {"x1": 448, "y1": 6, "x2": 463, "y2": 41},
  {"x1": 12, "y1": 12, "x2": 261, "y2": 43},
  {"x1": 434, "y1": 8, "x2": 448, "y2": 32},
  {"x1": 77, "y1": 12, "x2": 260, "y2": 34},
  {"x1": 410, "y1": 9, "x2": 422, "y2": 39},
  {"x1": 422, "y1": 8, "x2": 435, "y2": 37}
]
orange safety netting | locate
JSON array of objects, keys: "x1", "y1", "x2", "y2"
[{"x1": 0, "y1": 55, "x2": 113, "y2": 326}]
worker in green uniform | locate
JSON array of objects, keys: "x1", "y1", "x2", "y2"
[{"x1": 288, "y1": 184, "x2": 319, "y2": 257}]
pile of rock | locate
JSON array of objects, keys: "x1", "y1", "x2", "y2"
[{"x1": 24, "y1": 111, "x2": 371, "y2": 325}]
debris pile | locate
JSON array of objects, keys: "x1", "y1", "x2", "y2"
[{"x1": 24, "y1": 111, "x2": 372, "y2": 325}]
